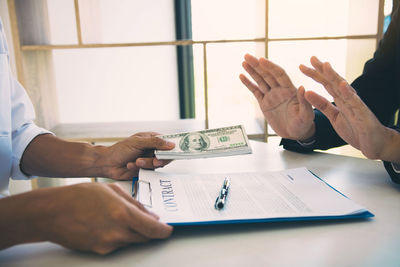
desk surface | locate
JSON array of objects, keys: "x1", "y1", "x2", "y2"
[{"x1": 1, "y1": 140, "x2": 399, "y2": 267}]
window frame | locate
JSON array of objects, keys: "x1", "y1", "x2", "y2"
[{"x1": 7, "y1": 0, "x2": 387, "y2": 141}]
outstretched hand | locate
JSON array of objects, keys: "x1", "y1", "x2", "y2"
[
  {"x1": 97, "y1": 132, "x2": 175, "y2": 180},
  {"x1": 240, "y1": 54, "x2": 315, "y2": 141},
  {"x1": 300, "y1": 56, "x2": 400, "y2": 161}
]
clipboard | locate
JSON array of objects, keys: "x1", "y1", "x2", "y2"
[{"x1": 132, "y1": 167, "x2": 374, "y2": 226}]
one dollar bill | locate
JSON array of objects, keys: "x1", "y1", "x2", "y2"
[{"x1": 155, "y1": 125, "x2": 252, "y2": 160}]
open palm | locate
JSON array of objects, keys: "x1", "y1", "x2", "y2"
[
  {"x1": 240, "y1": 54, "x2": 315, "y2": 140},
  {"x1": 300, "y1": 56, "x2": 392, "y2": 159}
]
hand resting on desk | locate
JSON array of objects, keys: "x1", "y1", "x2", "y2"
[{"x1": 0, "y1": 182, "x2": 172, "y2": 255}]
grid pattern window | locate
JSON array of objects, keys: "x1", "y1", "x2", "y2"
[
  {"x1": 191, "y1": 0, "x2": 382, "y2": 137},
  {"x1": 8, "y1": 0, "x2": 388, "y2": 136},
  {"x1": 49, "y1": 0, "x2": 179, "y2": 123}
]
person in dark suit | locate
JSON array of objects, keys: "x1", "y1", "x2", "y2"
[{"x1": 240, "y1": 5, "x2": 400, "y2": 184}]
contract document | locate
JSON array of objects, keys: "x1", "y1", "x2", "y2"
[{"x1": 134, "y1": 167, "x2": 373, "y2": 225}]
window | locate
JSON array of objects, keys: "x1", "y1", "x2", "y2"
[
  {"x1": 191, "y1": 0, "x2": 381, "y2": 137},
  {"x1": 48, "y1": 0, "x2": 180, "y2": 123},
  {"x1": 8, "y1": 0, "x2": 386, "y2": 137}
]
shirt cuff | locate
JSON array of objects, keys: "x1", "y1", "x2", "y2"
[
  {"x1": 296, "y1": 138, "x2": 316, "y2": 147},
  {"x1": 11, "y1": 123, "x2": 53, "y2": 180},
  {"x1": 391, "y1": 162, "x2": 400, "y2": 173}
]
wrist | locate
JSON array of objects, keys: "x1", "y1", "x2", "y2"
[
  {"x1": 298, "y1": 123, "x2": 316, "y2": 143},
  {"x1": 85, "y1": 144, "x2": 109, "y2": 178},
  {"x1": 21, "y1": 135, "x2": 109, "y2": 178},
  {"x1": 381, "y1": 127, "x2": 400, "y2": 163}
]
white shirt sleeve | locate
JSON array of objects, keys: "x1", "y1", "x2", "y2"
[
  {"x1": 0, "y1": 18, "x2": 50, "y2": 179},
  {"x1": 10, "y1": 77, "x2": 53, "y2": 180},
  {"x1": 8, "y1": 63, "x2": 52, "y2": 180}
]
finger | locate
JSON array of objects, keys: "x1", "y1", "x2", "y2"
[
  {"x1": 336, "y1": 81, "x2": 368, "y2": 118},
  {"x1": 127, "y1": 206, "x2": 173, "y2": 239},
  {"x1": 239, "y1": 74, "x2": 264, "y2": 103},
  {"x1": 299, "y1": 64, "x2": 329, "y2": 87},
  {"x1": 244, "y1": 54, "x2": 279, "y2": 89},
  {"x1": 244, "y1": 55, "x2": 279, "y2": 88},
  {"x1": 93, "y1": 231, "x2": 150, "y2": 255},
  {"x1": 299, "y1": 64, "x2": 338, "y2": 98},
  {"x1": 135, "y1": 158, "x2": 156, "y2": 169},
  {"x1": 259, "y1": 57, "x2": 294, "y2": 88},
  {"x1": 304, "y1": 91, "x2": 340, "y2": 123},
  {"x1": 297, "y1": 86, "x2": 307, "y2": 104},
  {"x1": 310, "y1": 56, "x2": 324, "y2": 73},
  {"x1": 109, "y1": 183, "x2": 160, "y2": 219},
  {"x1": 126, "y1": 161, "x2": 139, "y2": 171},
  {"x1": 322, "y1": 62, "x2": 345, "y2": 91},
  {"x1": 242, "y1": 61, "x2": 271, "y2": 93},
  {"x1": 109, "y1": 183, "x2": 144, "y2": 207},
  {"x1": 133, "y1": 132, "x2": 161, "y2": 138},
  {"x1": 130, "y1": 136, "x2": 175, "y2": 151},
  {"x1": 135, "y1": 157, "x2": 172, "y2": 169},
  {"x1": 338, "y1": 80, "x2": 357, "y2": 101},
  {"x1": 153, "y1": 158, "x2": 172, "y2": 168},
  {"x1": 123, "y1": 230, "x2": 150, "y2": 244},
  {"x1": 297, "y1": 86, "x2": 313, "y2": 120}
]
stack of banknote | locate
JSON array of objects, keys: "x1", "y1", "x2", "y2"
[{"x1": 155, "y1": 125, "x2": 252, "y2": 160}]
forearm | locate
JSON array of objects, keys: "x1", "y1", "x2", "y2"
[
  {"x1": 20, "y1": 134, "x2": 107, "y2": 178},
  {"x1": 0, "y1": 189, "x2": 53, "y2": 249}
]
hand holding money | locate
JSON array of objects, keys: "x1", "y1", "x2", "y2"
[{"x1": 155, "y1": 125, "x2": 252, "y2": 160}]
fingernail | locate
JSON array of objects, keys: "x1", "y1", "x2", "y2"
[
  {"x1": 166, "y1": 141, "x2": 175, "y2": 148},
  {"x1": 149, "y1": 211, "x2": 160, "y2": 220},
  {"x1": 154, "y1": 160, "x2": 163, "y2": 167},
  {"x1": 136, "y1": 159, "x2": 145, "y2": 166}
]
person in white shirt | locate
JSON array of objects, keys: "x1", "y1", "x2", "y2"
[{"x1": 0, "y1": 18, "x2": 174, "y2": 254}]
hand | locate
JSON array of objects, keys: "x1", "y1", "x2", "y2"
[
  {"x1": 97, "y1": 132, "x2": 175, "y2": 180},
  {"x1": 37, "y1": 183, "x2": 173, "y2": 254},
  {"x1": 300, "y1": 56, "x2": 400, "y2": 161},
  {"x1": 240, "y1": 54, "x2": 315, "y2": 141}
]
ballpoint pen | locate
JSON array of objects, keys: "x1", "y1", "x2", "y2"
[{"x1": 214, "y1": 177, "x2": 230, "y2": 210}]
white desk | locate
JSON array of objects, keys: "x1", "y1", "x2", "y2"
[{"x1": 1, "y1": 140, "x2": 399, "y2": 267}]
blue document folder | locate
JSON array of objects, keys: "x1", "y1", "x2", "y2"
[{"x1": 132, "y1": 168, "x2": 373, "y2": 226}]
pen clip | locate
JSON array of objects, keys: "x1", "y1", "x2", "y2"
[
  {"x1": 137, "y1": 180, "x2": 152, "y2": 208},
  {"x1": 214, "y1": 177, "x2": 230, "y2": 210}
]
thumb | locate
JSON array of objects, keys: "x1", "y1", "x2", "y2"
[
  {"x1": 297, "y1": 86, "x2": 313, "y2": 119},
  {"x1": 304, "y1": 90, "x2": 339, "y2": 123}
]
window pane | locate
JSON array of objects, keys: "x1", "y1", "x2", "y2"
[
  {"x1": 269, "y1": 0, "x2": 379, "y2": 38},
  {"x1": 78, "y1": 0, "x2": 176, "y2": 43},
  {"x1": 194, "y1": 42, "x2": 266, "y2": 134},
  {"x1": 53, "y1": 47, "x2": 179, "y2": 123},
  {"x1": 268, "y1": 39, "x2": 376, "y2": 102},
  {"x1": 47, "y1": 0, "x2": 78, "y2": 44},
  {"x1": 191, "y1": 0, "x2": 265, "y2": 40}
]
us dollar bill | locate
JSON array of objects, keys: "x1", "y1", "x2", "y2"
[{"x1": 155, "y1": 125, "x2": 252, "y2": 160}]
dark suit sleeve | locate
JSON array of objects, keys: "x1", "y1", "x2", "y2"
[{"x1": 351, "y1": 5, "x2": 400, "y2": 126}]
